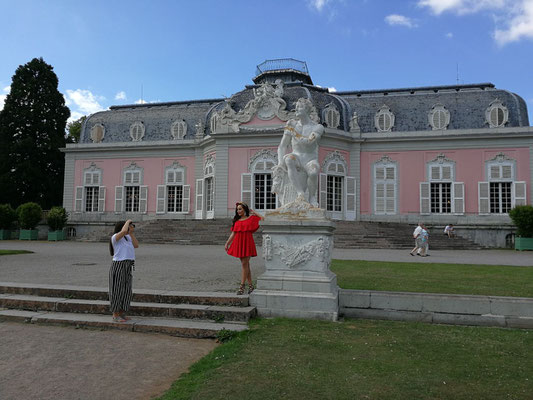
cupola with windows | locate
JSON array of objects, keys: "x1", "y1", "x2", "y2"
[{"x1": 253, "y1": 58, "x2": 313, "y2": 85}]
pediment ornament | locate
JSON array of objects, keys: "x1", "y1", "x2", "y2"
[
  {"x1": 321, "y1": 151, "x2": 347, "y2": 170},
  {"x1": 248, "y1": 149, "x2": 278, "y2": 171},
  {"x1": 429, "y1": 153, "x2": 454, "y2": 164},
  {"x1": 488, "y1": 152, "x2": 514, "y2": 163}
]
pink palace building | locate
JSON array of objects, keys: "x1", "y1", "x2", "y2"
[{"x1": 62, "y1": 59, "x2": 532, "y2": 247}]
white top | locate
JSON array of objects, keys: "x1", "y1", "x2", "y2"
[
  {"x1": 111, "y1": 234, "x2": 135, "y2": 261},
  {"x1": 413, "y1": 226, "x2": 422, "y2": 238},
  {"x1": 444, "y1": 225, "x2": 454, "y2": 232}
]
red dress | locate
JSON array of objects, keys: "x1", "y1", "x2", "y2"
[{"x1": 227, "y1": 215, "x2": 261, "y2": 258}]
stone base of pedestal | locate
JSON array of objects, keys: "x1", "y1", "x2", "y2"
[{"x1": 250, "y1": 205, "x2": 339, "y2": 321}]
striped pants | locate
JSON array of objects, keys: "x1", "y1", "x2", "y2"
[{"x1": 108, "y1": 259, "x2": 134, "y2": 313}]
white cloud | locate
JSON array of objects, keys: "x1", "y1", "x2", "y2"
[
  {"x1": 115, "y1": 91, "x2": 127, "y2": 100},
  {"x1": 135, "y1": 99, "x2": 147, "y2": 104},
  {"x1": 385, "y1": 14, "x2": 418, "y2": 28},
  {"x1": 64, "y1": 89, "x2": 106, "y2": 123},
  {"x1": 446, "y1": 32, "x2": 454, "y2": 38},
  {"x1": 494, "y1": 0, "x2": 533, "y2": 45},
  {"x1": 418, "y1": 0, "x2": 533, "y2": 45},
  {"x1": 308, "y1": 0, "x2": 332, "y2": 12},
  {"x1": 328, "y1": 87, "x2": 337, "y2": 92},
  {"x1": 0, "y1": 85, "x2": 10, "y2": 111}
]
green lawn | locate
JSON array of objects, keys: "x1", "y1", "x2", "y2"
[
  {"x1": 159, "y1": 318, "x2": 532, "y2": 400},
  {"x1": 0, "y1": 250, "x2": 33, "y2": 256},
  {"x1": 331, "y1": 259, "x2": 533, "y2": 298}
]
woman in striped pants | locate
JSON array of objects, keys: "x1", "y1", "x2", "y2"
[{"x1": 109, "y1": 220, "x2": 139, "y2": 322}]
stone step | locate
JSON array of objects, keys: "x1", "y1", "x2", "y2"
[
  {"x1": 0, "y1": 294, "x2": 256, "y2": 322},
  {"x1": 0, "y1": 282, "x2": 249, "y2": 306},
  {"x1": 0, "y1": 309, "x2": 247, "y2": 338}
]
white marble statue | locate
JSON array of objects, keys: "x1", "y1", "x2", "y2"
[{"x1": 273, "y1": 98, "x2": 324, "y2": 206}]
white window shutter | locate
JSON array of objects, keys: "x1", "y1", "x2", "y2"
[
  {"x1": 94, "y1": 173, "x2": 100, "y2": 186},
  {"x1": 478, "y1": 182, "x2": 490, "y2": 214},
  {"x1": 512, "y1": 181, "x2": 527, "y2": 207},
  {"x1": 502, "y1": 165, "x2": 512, "y2": 180},
  {"x1": 132, "y1": 172, "x2": 140, "y2": 184},
  {"x1": 115, "y1": 186, "x2": 124, "y2": 213},
  {"x1": 490, "y1": 166, "x2": 500, "y2": 180},
  {"x1": 420, "y1": 182, "x2": 430, "y2": 215},
  {"x1": 431, "y1": 166, "x2": 440, "y2": 180},
  {"x1": 375, "y1": 167, "x2": 385, "y2": 180},
  {"x1": 139, "y1": 185, "x2": 148, "y2": 213},
  {"x1": 375, "y1": 183, "x2": 385, "y2": 214},
  {"x1": 345, "y1": 176, "x2": 356, "y2": 221},
  {"x1": 195, "y1": 178, "x2": 204, "y2": 219},
  {"x1": 319, "y1": 173, "x2": 327, "y2": 209},
  {"x1": 98, "y1": 187, "x2": 106, "y2": 213},
  {"x1": 385, "y1": 183, "x2": 395, "y2": 214},
  {"x1": 84, "y1": 173, "x2": 91, "y2": 185},
  {"x1": 385, "y1": 167, "x2": 395, "y2": 180},
  {"x1": 156, "y1": 185, "x2": 166, "y2": 214},
  {"x1": 125, "y1": 172, "x2": 132, "y2": 184},
  {"x1": 75, "y1": 186, "x2": 83, "y2": 213},
  {"x1": 167, "y1": 171, "x2": 175, "y2": 184},
  {"x1": 442, "y1": 166, "x2": 452, "y2": 180},
  {"x1": 176, "y1": 170, "x2": 184, "y2": 184},
  {"x1": 182, "y1": 185, "x2": 190, "y2": 213},
  {"x1": 241, "y1": 173, "x2": 252, "y2": 206},
  {"x1": 452, "y1": 182, "x2": 464, "y2": 215}
]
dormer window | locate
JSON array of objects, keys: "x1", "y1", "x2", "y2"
[
  {"x1": 375, "y1": 105, "x2": 394, "y2": 132},
  {"x1": 210, "y1": 113, "x2": 218, "y2": 134},
  {"x1": 323, "y1": 103, "x2": 340, "y2": 129},
  {"x1": 130, "y1": 121, "x2": 145, "y2": 141},
  {"x1": 171, "y1": 120, "x2": 187, "y2": 140},
  {"x1": 428, "y1": 104, "x2": 450, "y2": 130},
  {"x1": 485, "y1": 100, "x2": 508, "y2": 128}
]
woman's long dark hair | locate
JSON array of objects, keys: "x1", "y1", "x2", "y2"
[
  {"x1": 232, "y1": 202, "x2": 249, "y2": 228},
  {"x1": 109, "y1": 221, "x2": 126, "y2": 256}
]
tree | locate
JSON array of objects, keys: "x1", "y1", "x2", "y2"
[
  {"x1": 0, "y1": 58, "x2": 70, "y2": 209},
  {"x1": 66, "y1": 115, "x2": 86, "y2": 143}
]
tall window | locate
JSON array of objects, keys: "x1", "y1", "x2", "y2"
[
  {"x1": 157, "y1": 163, "x2": 190, "y2": 214},
  {"x1": 75, "y1": 164, "x2": 105, "y2": 214},
  {"x1": 204, "y1": 159, "x2": 215, "y2": 219},
  {"x1": 243, "y1": 150, "x2": 277, "y2": 211},
  {"x1": 421, "y1": 154, "x2": 464, "y2": 215},
  {"x1": 115, "y1": 163, "x2": 147, "y2": 214},
  {"x1": 320, "y1": 151, "x2": 355, "y2": 220},
  {"x1": 478, "y1": 155, "x2": 525, "y2": 215},
  {"x1": 124, "y1": 170, "x2": 141, "y2": 212},
  {"x1": 373, "y1": 157, "x2": 397, "y2": 215}
]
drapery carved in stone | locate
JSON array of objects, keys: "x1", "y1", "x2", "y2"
[{"x1": 272, "y1": 237, "x2": 331, "y2": 268}]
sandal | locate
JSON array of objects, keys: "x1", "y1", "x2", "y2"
[
  {"x1": 112, "y1": 316, "x2": 127, "y2": 323},
  {"x1": 248, "y1": 283, "x2": 255, "y2": 294},
  {"x1": 236, "y1": 284, "x2": 245, "y2": 295}
]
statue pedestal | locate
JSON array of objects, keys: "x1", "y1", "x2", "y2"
[{"x1": 251, "y1": 209, "x2": 338, "y2": 321}]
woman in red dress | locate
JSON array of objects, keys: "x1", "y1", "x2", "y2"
[{"x1": 225, "y1": 202, "x2": 264, "y2": 295}]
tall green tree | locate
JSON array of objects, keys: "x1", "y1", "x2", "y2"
[
  {"x1": 66, "y1": 115, "x2": 86, "y2": 143},
  {"x1": 0, "y1": 58, "x2": 70, "y2": 208}
]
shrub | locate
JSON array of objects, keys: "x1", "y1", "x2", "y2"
[
  {"x1": 509, "y1": 205, "x2": 533, "y2": 237},
  {"x1": 16, "y1": 202, "x2": 43, "y2": 230},
  {"x1": 0, "y1": 204, "x2": 17, "y2": 229},
  {"x1": 47, "y1": 206, "x2": 68, "y2": 231}
]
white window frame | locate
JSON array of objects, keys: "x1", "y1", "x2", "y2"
[
  {"x1": 204, "y1": 157, "x2": 215, "y2": 219},
  {"x1": 374, "y1": 105, "x2": 395, "y2": 132},
  {"x1": 485, "y1": 99, "x2": 509, "y2": 128},
  {"x1": 129, "y1": 121, "x2": 145, "y2": 142},
  {"x1": 373, "y1": 157, "x2": 397, "y2": 215},
  {"x1": 157, "y1": 162, "x2": 189, "y2": 214},
  {"x1": 171, "y1": 120, "x2": 187, "y2": 140},
  {"x1": 116, "y1": 163, "x2": 147, "y2": 214},
  {"x1": 321, "y1": 152, "x2": 349, "y2": 220},
  {"x1": 77, "y1": 164, "x2": 105, "y2": 214},
  {"x1": 428, "y1": 104, "x2": 450, "y2": 131},
  {"x1": 322, "y1": 103, "x2": 340, "y2": 129},
  {"x1": 248, "y1": 151, "x2": 277, "y2": 211}
]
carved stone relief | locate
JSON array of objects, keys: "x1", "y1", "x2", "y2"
[
  {"x1": 271, "y1": 236, "x2": 331, "y2": 269},
  {"x1": 90, "y1": 124, "x2": 105, "y2": 143}
]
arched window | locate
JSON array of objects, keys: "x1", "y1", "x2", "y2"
[
  {"x1": 156, "y1": 162, "x2": 190, "y2": 214},
  {"x1": 196, "y1": 155, "x2": 215, "y2": 219},
  {"x1": 244, "y1": 150, "x2": 277, "y2": 211},
  {"x1": 129, "y1": 121, "x2": 145, "y2": 142},
  {"x1": 115, "y1": 163, "x2": 147, "y2": 213},
  {"x1": 373, "y1": 156, "x2": 397, "y2": 215},
  {"x1": 420, "y1": 154, "x2": 464, "y2": 215},
  {"x1": 428, "y1": 104, "x2": 450, "y2": 130},
  {"x1": 319, "y1": 151, "x2": 356, "y2": 220},
  {"x1": 74, "y1": 163, "x2": 105, "y2": 213},
  {"x1": 323, "y1": 103, "x2": 340, "y2": 129},
  {"x1": 485, "y1": 100, "x2": 508, "y2": 128},
  {"x1": 374, "y1": 105, "x2": 395, "y2": 132},
  {"x1": 479, "y1": 153, "x2": 525, "y2": 214},
  {"x1": 171, "y1": 120, "x2": 187, "y2": 140}
]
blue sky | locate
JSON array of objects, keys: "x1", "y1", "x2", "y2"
[{"x1": 1, "y1": 0, "x2": 532, "y2": 124}]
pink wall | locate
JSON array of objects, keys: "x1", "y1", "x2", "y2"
[
  {"x1": 360, "y1": 148, "x2": 530, "y2": 214},
  {"x1": 75, "y1": 157, "x2": 196, "y2": 213}
]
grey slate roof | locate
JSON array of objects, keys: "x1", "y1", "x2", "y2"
[{"x1": 80, "y1": 80, "x2": 529, "y2": 144}]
